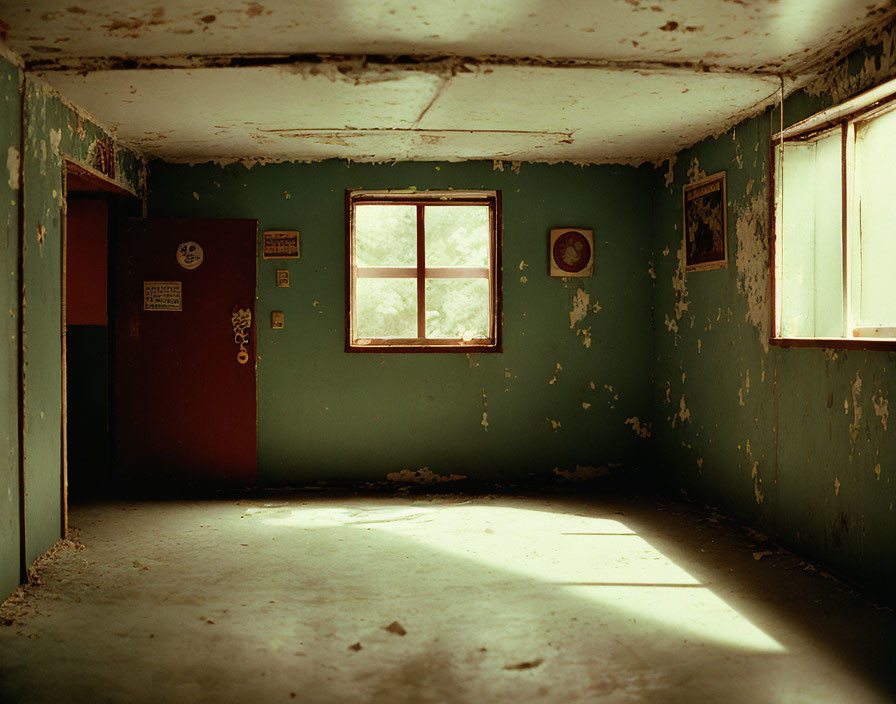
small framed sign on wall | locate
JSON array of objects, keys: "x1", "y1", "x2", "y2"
[
  {"x1": 263, "y1": 230, "x2": 300, "y2": 259},
  {"x1": 549, "y1": 228, "x2": 594, "y2": 277}
]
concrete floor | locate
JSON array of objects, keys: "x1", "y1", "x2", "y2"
[{"x1": 1, "y1": 491, "x2": 894, "y2": 703}]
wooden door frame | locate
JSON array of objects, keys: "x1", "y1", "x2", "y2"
[{"x1": 61, "y1": 161, "x2": 140, "y2": 531}]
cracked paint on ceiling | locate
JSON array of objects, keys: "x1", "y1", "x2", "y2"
[{"x1": 1, "y1": 0, "x2": 895, "y2": 164}]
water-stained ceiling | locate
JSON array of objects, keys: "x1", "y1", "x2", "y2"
[{"x1": 1, "y1": 0, "x2": 893, "y2": 165}]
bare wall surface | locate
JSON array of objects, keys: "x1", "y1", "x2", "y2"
[
  {"x1": 147, "y1": 160, "x2": 655, "y2": 486},
  {"x1": 0, "y1": 54, "x2": 22, "y2": 601},
  {"x1": 651, "y1": 26, "x2": 896, "y2": 591},
  {"x1": 21, "y1": 77, "x2": 142, "y2": 564}
]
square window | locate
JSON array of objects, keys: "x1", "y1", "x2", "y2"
[
  {"x1": 772, "y1": 82, "x2": 896, "y2": 349},
  {"x1": 346, "y1": 190, "x2": 502, "y2": 352}
]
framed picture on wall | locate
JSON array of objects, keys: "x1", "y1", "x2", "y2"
[{"x1": 683, "y1": 172, "x2": 727, "y2": 271}]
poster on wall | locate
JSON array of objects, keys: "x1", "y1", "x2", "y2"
[
  {"x1": 263, "y1": 230, "x2": 300, "y2": 259},
  {"x1": 143, "y1": 281, "x2": 182, "y2": 311},
  {"x1": 683, "y1": 172, "x2": 727, "y2": 272}
]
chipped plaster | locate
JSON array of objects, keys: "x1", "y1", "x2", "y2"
[
  {"x1": 872, "y1": 392, "x2": 889, "y2": 431},
  {"x1": 849, "y1": 372, "x2": 863, "y2": 445},
  {"x1": 6, "y1": 147, "x2": 19, "y2": 190},
  {"x1": 386, "y1": 468, "x2": 467, "y2": 484},
  {"x1": 625, "y1": 417, "x2": 653, "y2": 439},
  {"x1": 734, "y1": 191, "x2": 770, "y2": 353},
  {"x1": 553, "y1": 465, "x2": 608, "y2": 482}
]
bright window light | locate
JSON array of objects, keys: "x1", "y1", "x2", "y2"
[{"x1": 773, "y1": 85, "x2": 896, "y2": 348}]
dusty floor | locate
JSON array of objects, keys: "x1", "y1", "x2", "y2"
[{"x1": 0, "y1": 491, "x2": 894, "y2": 703}]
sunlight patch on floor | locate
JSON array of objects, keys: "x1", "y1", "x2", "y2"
[{"x1": 254, "y1": 503, "x2": 785, "y2": 653}]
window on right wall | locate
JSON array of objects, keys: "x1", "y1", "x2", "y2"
[{"x1": 773, "y1": 80, "x2": 896, "y2": 349}]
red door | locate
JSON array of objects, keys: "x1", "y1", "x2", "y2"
[{"x1": 115, "y1": 219, "x2": 257, "y2": 488}]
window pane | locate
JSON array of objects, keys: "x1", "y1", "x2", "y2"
[
  {"x1": 355, "y1": 204, "x2": 416, "y2": 267},
  {"x1": 355, "y1": 278, "x2": 417, "y2": 339},
  {"x1": 856, "y1": 108, "x2": 896, "y2": 326},
  {"x1": 424, "y1": 206, "x2": 489, "y2": 267},
  {"x1": 425, "y1": 279, "x2": 489, "y2": 339},
  {"x1": 778, "y1": 131, "x2": 842, "y2": 337}
]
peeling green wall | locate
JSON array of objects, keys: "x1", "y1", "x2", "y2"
[
  {"x1": 21, "y1": 78, "x2": 142, "y2": 564},
  {"x1": 147, "y1": 160, "x2": 656, "y2": 485},
  {"x1": 652, "y1": 27, "x2": 896, "y2": 590},
  {"x1": 0, "y1": 54, "x2": 22, "y2": 600}
]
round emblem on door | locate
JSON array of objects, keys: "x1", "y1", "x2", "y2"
[{"x1": 176, "y1": 241, "x2": 204, "y2": 270}]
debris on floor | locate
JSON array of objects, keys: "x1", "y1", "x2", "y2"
[
  {"x1": 504, "y1": 658, "x2": 544, "y2": 670},
  {"x1": 384, "y1": 621, "x2": 407, "y2": 636},
  {"x1": 348, "y1": 642, "x2": 362, "y2": 651}
]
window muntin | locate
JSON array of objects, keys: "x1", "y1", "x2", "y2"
[
  {"x1": 772, "y1": 92, "x2": 896, "y2": 349},
  {"x1": 346, "y1": 190, "x2": 501, "y2": 351}
]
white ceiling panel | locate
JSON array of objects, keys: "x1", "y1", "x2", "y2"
[{"x1": 3, "y1": 0, "x2": 893, "y2": 165}]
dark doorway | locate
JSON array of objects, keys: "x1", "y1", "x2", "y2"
[{"x1": 64, "y1": 163, "x2": 139, "y2": 500}]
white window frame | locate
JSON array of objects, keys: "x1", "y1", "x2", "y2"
[{"x1": 771, "y1": 77, "x2": 896, "y2": 350}]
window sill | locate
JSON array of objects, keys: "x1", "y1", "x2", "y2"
[
  {"x1": 770, "y1": 337, "x2": 896, "y2": 351},
  {"x1": 346, "y1": 340, "x2": 502, "y2": 354}
]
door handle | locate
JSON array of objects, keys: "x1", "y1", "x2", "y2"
[{"x1": 231, "y1": 305, "x2": 252, "y2": 365}]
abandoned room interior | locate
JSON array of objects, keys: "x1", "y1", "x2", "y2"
[{"x1": 1, "y1": 1, "x2": 896, "y2": 701}]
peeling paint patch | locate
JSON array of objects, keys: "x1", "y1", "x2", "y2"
[
  {"x1": 7, "y1": 147, "x2": 19, "y2": 190},
  {"x1": 569, "y1": 288, "x2": 600, "y2": 348},
  {"x1": 808, "y1": 21, "x2": 896, "y2": 105},
  {"x1": 834, "y1": 477, "x2": 841, "y2": 497},
  {"x1": 664, "y1": 155, "x2": 676, "y2": 190},
  {"x1": 386, "y1": 468, "x2": 467, "y2": 484},
  {"x1": 553, "y1": 465, "x2": 608, "y2": 482},
  {"x1": 738, "y1": 369, "x2": 750, "y2": 406},
  {"x1": 581, "y1": 402, "x2": 591, "y2": 409},
  {"x1": 547, "y1": 418, "x2": 561, "y2": 432},
  {"x1": 752, "y1": 462, "x2": 764, "y2": 504},
  {"x1": 49, "y1": 128, "x2": 61, "y2": 156},
  {"x1": 548, "y1": 363, "x2": 562, "y2": 385},
  {"x1": 872, "y1": 392, "x2": 889, "y2": 431},
  {"x1": 735, "y1": 192, "x2": 770, "y2": 352},
  {"x1": 648, "y1": 260, "x2": 656, "y2": 279},
  {"x1": 686, "y1": 157, "x2": 707, "y2": 184},
  {"x1": 481, "y1": 389, "x2": 488, "y2": 431},
  {"x1": 569, "y1": 288, "x2": 590, "y2": 328},
  {"x1": 875, "y1": 464, "x2": 882, "y2": 480},
  {"x1": 625, "y1": 416, "x2": 652, "y2": 438},
  {"x1": 671, "y1": 240, "x2": 689, "y2": 324},
  {"x1": 849, "y1": 372, "x2": 863, "y2": 445},
  {"x1": 678, "y1": 395, "x2": 690, "y2": 423},
  {"x1": 664, "y1": 314, "x2": 679, "y2": 334},
  {"x1": 577, "y1": 326, "x2": 592, "y2": 348}
]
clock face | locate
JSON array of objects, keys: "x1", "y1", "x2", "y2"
[{"x1": 552, "y1": 230, "x2": 592, "y2": 273}]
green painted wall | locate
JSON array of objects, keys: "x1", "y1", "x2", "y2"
[
  {"x1": 0, "y1": 54, "x2": 22, "y2": 600},
  {"x1": 147, "y1": 160, "x2": 656, "y2": 485},
  {"x1": 21, "y1": 78, "x2": 142, "y2": 564},
  {"x1": 652, "y1": 26, "x2": 896, "y2": 590}
]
